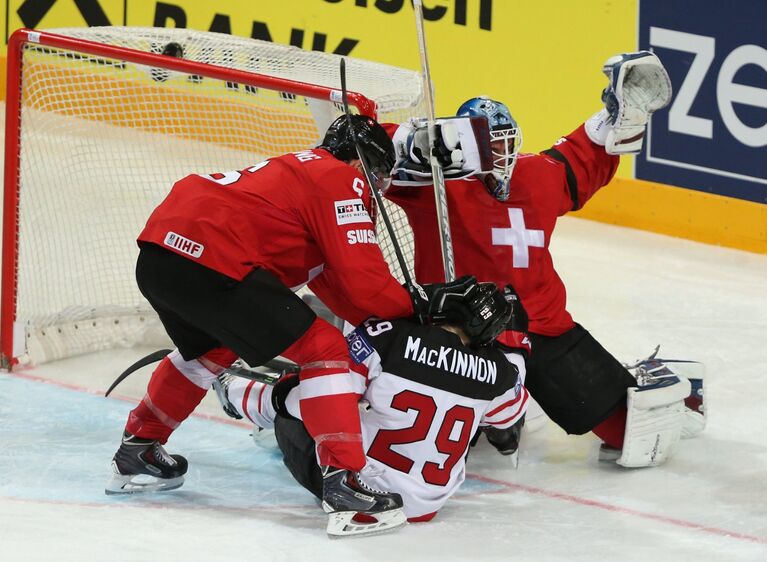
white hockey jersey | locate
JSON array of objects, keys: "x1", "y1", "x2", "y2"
[{"x1": 345, "y1": 318, "x2": 529, "y2": 520}]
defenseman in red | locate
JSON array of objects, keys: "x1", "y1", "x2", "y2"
[
  {"x1": 106, "y1": 115, "x2": 470, "y2": 511},
  {"x1": 385, "y1": 52, "x2": 703, "y2": 468}
]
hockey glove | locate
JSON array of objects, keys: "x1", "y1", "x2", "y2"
[
  {"x1": 407, "y1": 275, "x2": 479, "y2": 325},
  {"x1": 496, "y1": 285, "x2": 531, "y2": 357},
  {"x1": 424, "y1": 275, "x2": 480, "y2": 325},
  {"x1": 597, "y1": 51, "x2": 672, "y2": 154}
]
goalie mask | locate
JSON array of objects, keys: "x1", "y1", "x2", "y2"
[
  {"x1": 456, "y1": 97, "x2": 522, "y2": 201},
  {"x1": 319, "y1": 114, "x2": 396, "y2": 194}
]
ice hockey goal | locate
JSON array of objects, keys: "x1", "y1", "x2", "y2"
[{"x1": 1, "y1": 27, "x2": 424, "y2": 367}]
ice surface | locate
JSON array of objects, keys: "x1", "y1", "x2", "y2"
[{"x1": 2, "y1": 217, "x2": 766, "y2": 561}]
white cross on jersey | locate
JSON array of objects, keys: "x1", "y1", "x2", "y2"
[{"x1": 491, "y1": 208, "x2": 545, "y2": 268}]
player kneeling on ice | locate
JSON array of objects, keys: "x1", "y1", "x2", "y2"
[
  {"x1": 214, "y1": 281, "x2": 530, "y2": 536},
  {"x1": 383, "y1": 51, "x2": 705, "y2": 467},
  {"x1": 105, "y1": 114, "x2": 476, "y2": 495}
]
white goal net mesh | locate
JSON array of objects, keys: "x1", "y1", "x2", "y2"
[{"x1": 7, "y1": 27, "x2": 423, "y2": 365}]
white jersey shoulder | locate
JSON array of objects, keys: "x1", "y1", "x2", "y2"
[{"x1": 348, "y1": 319, "x2": 528, "y2": 519}]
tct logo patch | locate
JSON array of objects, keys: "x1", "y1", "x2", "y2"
[
  {"x1": 346, "y1": 328, "x2": 374, "y2": 364},
  {"x1": 335, "y1": 198, "x2": 371, "y2": 225}
]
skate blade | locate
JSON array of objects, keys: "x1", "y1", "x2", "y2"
[
  {"x1": 325, "y1": 508, "x2": 407, "y2": 538},
  {"x1": 251, "y1": 427, "x2": 277, "y2": 448},
  {"x1": 509, "y1": 450, "x2": 519, "y2": 469},
  {"x1": 105, "y1": 472, "x2": 185, "y2": 495}
]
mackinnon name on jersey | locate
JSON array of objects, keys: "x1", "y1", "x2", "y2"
[{"x1": 404, "y1": 336, "x2": 497, "y2": 384}]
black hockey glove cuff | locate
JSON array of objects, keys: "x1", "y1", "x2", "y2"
[
  {"x1": 406, "y1": 275, "x2": 479, "y2": 325},
  {"x1": 496, "y1": 285, "x2": 531, "y2": 356}
]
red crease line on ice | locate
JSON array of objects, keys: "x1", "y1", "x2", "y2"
[
  {"x1": 7, "y1": 371, "x2": 765, "y2": 545},
  {"x1": 0, "y1": 494, "x2": 316, "y2": 516},
  {"x1": 4, "y1": 370, "x2": 248, "y2": 428},
  {"x1": 466, "y1": 472, "x2": 767, "y2": 546}
]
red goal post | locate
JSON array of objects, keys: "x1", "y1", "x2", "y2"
[{"x1": 1, "y1": 27, "x2": 423, "y2": 368}]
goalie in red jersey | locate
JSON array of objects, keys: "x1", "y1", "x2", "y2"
[
  {"x1": 105, "y1": 114, "x2": 475, "y2": 509},
  {"x1": 385, "y1": 51, "x2": 705, "y2": 468}
]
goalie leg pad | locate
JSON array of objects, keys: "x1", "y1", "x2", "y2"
[
  {"x1": 616, "y1": 376, "x2": 691, "y2": 468},
  {"x1": 662, "y1": 359, "x2": 706, "y2": 438},
  {"x1": 626, "y1": 350, "x2": 706, "y2": 439}
]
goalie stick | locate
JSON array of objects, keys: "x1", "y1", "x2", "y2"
[{"x1": 413, "y1": 0, "x2": 456, "y2": 282}]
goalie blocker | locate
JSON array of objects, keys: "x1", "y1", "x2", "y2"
[{"x1": 391, "y1": 116, "x2": 494, "y2": 182}]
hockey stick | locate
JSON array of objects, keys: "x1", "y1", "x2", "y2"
[
  {"x1": 104, "y1": 348, "x2": 172, "y2": 397},
  {"x1": 220, "y1": 357, "x2": 300, "y2": 386},
  {"x1": 339, "y1": 59, "x2": 427, "y2": 323},
  {"x1": 413, "y1": 0, "x2": 455, "y2": 282},
  {"x1": 104, "y1": 349, "x2": 298, "y2": 396}
]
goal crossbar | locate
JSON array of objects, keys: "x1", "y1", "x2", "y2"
[{"x1": 1, "y1": 27, "x2": 418, "y2": 368}]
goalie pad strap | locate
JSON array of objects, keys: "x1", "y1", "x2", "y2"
[{"x1": 541, "y1": 148, "x2": 579, "y2": 210}]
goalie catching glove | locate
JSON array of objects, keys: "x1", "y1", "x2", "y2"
[{"x1": 585, "y1": 51, "x2": 672, "y2": 155}]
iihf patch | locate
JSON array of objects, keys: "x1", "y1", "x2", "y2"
[{"x1": 346, "y1": 328, "x2": 374, "y2": 364}]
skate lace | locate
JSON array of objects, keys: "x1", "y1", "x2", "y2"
[
  {"x1": 355, "y1": 466, "x2": 387, "y2": 494},
  {"x1": 152, "y1": 442, "x2": 176, "y2": 467}
]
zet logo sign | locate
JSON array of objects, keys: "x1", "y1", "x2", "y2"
[{"x1": 637, "y1": 1, "x2": 767, "y2": 204}]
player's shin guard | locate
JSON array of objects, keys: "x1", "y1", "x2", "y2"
[
  {"x1": 281, "y1": 319, "x2": 366, "y2": 472},
  {"x1": 298, "y1": 361, "x2": 366, "y2": 471},
  {"x1": 125, "y1": 348, "x2": 236, "y2": 442}
]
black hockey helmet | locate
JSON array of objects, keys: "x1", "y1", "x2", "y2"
[
  {"x1": 448, "y1": 282, "x2": 512, "y2": 347},
  {"x1": 319, "y1": 114, "x2": 396, "y2": 179}
]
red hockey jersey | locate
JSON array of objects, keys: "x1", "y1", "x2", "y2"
[
  {"x1": 139, "y1": 149, "x2": 412, "y2": 325},
  {"x1": 385, "y1": 125, "x2": 618, "y2": 336}
]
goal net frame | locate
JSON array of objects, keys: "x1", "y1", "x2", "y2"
[{"x1": 1, "y1": 27, "x2": 421, "y2": 369}]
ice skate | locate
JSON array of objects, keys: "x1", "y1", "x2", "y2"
[
  {"x1": 321, "y1": 466, "x2": 406, "y2": 537},
  {"x1": 211, "y1": 371, "x2": 243, "y2": 420},
  {"x1": 105, "y1": 432, "x2": 188, "y2": 494},
  {"x1": 483, "y1": 416, "x2": 525, "y2": 468}
]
